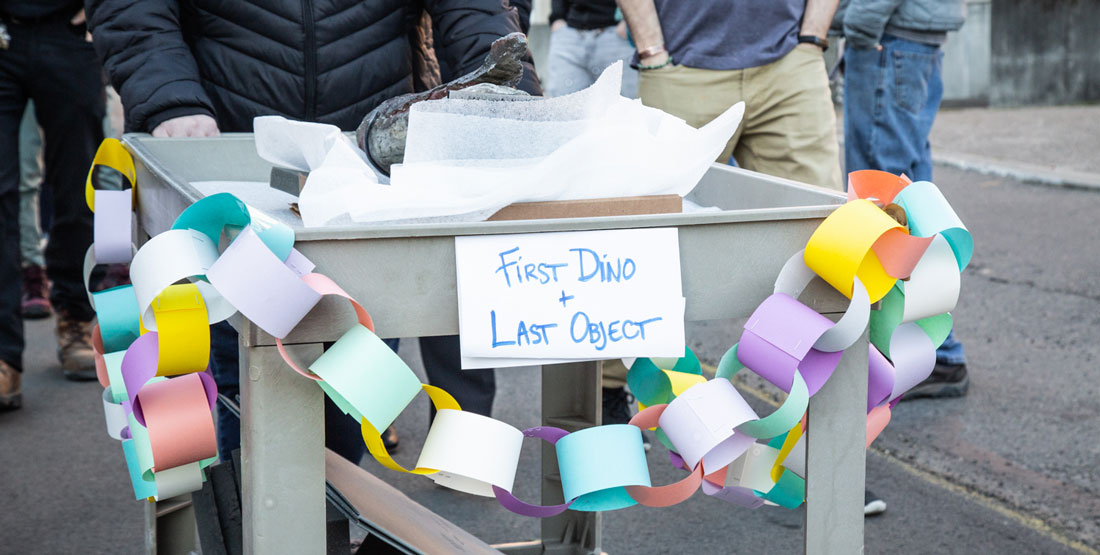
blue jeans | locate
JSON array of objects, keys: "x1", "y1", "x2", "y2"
[
  {"x1": 844, "y1": 34, "x2": 966, "y2": 365},
  {"x1": 545, "y1": 24, "x2": 637, "y2": 98},
  {"x1": 19, "y1": 100, "x2": 45, "y2": 267}
]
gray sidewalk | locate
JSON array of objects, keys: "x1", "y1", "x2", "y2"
[{"x1": 930, "y1": 105, "x2": 1100, "y2": 189}]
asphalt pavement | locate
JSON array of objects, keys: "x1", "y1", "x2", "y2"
[{"x1": 2, "y1": 109, "x2": 1099, "y2": 553}]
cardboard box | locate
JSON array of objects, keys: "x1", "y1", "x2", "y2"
[
  {"x1": 270, "y1": 166, "x2": 683, "y2": 222},
  {"x1": 488, "y1": 194, "x2": 681, "y2": 221}
]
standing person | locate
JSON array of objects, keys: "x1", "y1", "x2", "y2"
[
  {"x1": 615, "y1": 0, "x2": 902, "y2": 512},
  {"x1": 545, "y1": 0, "x2": 637, "y2": 97},
  {"x1": 18, "y1": 101, "x2": 51, "y2": 319},
  {"x1": 545, "y1": 1, "x2": 641, "y2": 432},
  {"x1": 86, "y1": 0, "x2": 539, "y2": 463},
  {"x1": 619, "y1": 0, "x2": 843, "y2": 190},
  {"x1": 0, "y1": 2, "x2": 105, "y2": 411},
  {"x1": 836, "y1": 0, "x2": 969, "y2": 400}
]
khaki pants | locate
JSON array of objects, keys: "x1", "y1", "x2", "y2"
[
  {"x1": 603, "y1": 358, "x2": 628, "y2": 389},
  {"x1": 608, "y1": 47, "x2": 842, "y2": 390},
  {"x1": 639, "y1": 44, "x2": 842, "y2": 190}
]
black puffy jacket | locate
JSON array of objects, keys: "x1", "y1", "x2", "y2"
[
  {"x1": 3, "y1": 0, "x2": 82, "y2": 20},
  {"x1": 86, "y1": 0, "x2": 539, "y2": 133}
]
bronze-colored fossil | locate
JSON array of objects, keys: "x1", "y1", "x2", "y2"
[{"x1": 356, "y1": 32, "x2": 529, "y2": 175}]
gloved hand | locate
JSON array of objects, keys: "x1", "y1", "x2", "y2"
[{"x1": 355, "y1": 33, "x2": 530, "y2": 175}]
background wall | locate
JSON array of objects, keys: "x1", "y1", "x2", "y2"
[
  {"x1": 989, "y1": 0, "x2": 1100, "y2": 106},
  {"x1": 941, "y1": 0, "x2": 991, "y2": 105}
]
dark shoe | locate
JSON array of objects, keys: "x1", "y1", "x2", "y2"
[
  {"x1": 0, "y1": 360, "x2": 23, "y2": 411},
  {"x1": 900, "y1": 363, "x2": 969, "y2": 401},
  {"x1": 603, "y1": 386, "x2": 632, "y2": 425},
  {"x1": 864, "y1": 489, "x2": 886, "y2": 516},
  {"x1": 603, "y1": 387, "x2": 651, "y2": 451},
  {"x1": 21, "y1": 264, "x2": 52, "y2": 319},
  {"x1": 382, "y1": 425, "x2": 399, "y2": 452},
  {"x1": 55, "y1": 312, "x2": 97, "y2": 381}
]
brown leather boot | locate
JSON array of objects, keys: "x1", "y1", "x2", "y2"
[
  {"x1": 0, "y1": 360, "x2": 22, "y2": 411},
  {"x1": 55, "y1": 311, "x2": 97, "y2": 381}
]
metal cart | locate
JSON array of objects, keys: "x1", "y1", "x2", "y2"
[{"x1": 125, "y1": 134, "x2": 867, "y2": 555}]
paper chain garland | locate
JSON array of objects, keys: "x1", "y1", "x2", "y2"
[{"x1": 86, "y1": 139, "x2": 970, "y2": 512}]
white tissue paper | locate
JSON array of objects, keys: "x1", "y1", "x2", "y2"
[
  {"x1": 254, "y1": 62, "x2": 744, "y2": 227},
  {"x1": 254, "y1": 116, "x2": 354, "y2": 172}
]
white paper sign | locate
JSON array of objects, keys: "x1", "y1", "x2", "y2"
[{"x1": 456, "y1": 228, "x2": 685, "y2": 368}]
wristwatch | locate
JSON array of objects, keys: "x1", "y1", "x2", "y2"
[{"x1": 797, "y1": 35, "x2": 829, "y2": 51}]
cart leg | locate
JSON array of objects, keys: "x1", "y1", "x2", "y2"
[
  {"x1": 240, "y1": 334, "x2": 326, "y2": 554},
  {"x1": 540, "y1": 360, "x2": 602, "y2": 555},
  {"x1": 146, "y1": 495, "x2": 197, "y2": 554},
  {"x1": 804, "y1": 330, "x2": 868, "y2": 554}
]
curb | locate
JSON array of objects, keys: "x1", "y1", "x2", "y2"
[{"x1": 933, "y1": 150, "x2": 1100, "y2": 191}]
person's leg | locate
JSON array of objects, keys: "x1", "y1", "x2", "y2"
[
  {"x1": 602, "y1": 359, "x2": 627, "y2": 389},
  {"x1": 30, "y1": 22, "x2": 104, "y2": 378},
  {"x1": 638, "y1": 65, "x2": 744, "y2": 164},
  {"x1": 419, "y1": 335, "x2": 495, "y2": 418},
  {"x1": 593, "y1": 25, "x2": 638, "y2": 98},
  {"x1": 936, "y1": 330, "x2": 966, "y2": 364},
  {"x1": 37, "y1": 163, "x2": 52, "y2": 233},
  {"x1": 907, "y1": 47, "x2": 967, "y2": 367},
  {"x1": 843, "y1": 36, "x2": 938, "y2": 179},
  {"x1": 734, "y1": 45, "x2": 842, "y2": 190},
  {"x1": 842, "y1": 44, "x2": 883, "y2": 185},
  {"x1": 0, "y1": 42, "x2": 29, "y2": 378},
  {"x1": 324, "y1": 393, "x2": 367, "y2": 463},
  {"x1": 209, "y1": 321, "x2": 242, "y2": 462},
  {"x1": 31, "y1": 23, "x2": 102, "y2": 318},
  {"x1": 845, "y1": 36, "x2": 968, "y2": 397},
  {"x1": 600, "y1": 358, "x2": 631, "y2": 423},
  {"x1": 599, "y1": 357, "x2": 650, "y2": 447},
  {"x1": 543, "y1": 26, "x2": 597, "y2": 97},
  {"x1": 18, "y1": 99, "x2": 44, "y2": 268},
  {"x1": 844, "y1": 36, "x2": 966, "y2": 364},
  {"x1": 17, "y1": 100, "x2": 50, "y2": 320},
  {"x1": 910, "y1": 45, "x2": 943, "y2": 183}
]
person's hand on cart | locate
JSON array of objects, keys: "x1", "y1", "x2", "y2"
[{"x1": 152, "y1": 114, "x2": 220, "y2": 138}]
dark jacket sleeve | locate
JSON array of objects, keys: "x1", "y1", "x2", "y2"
[
  {"x1": 86, "y1": 0, "x2": 215, "y2": 132},
  {"x1": 550, "y1": 0, "x2": 569, "y2": 24},
  {"x1": 512, "y1": 0, "x2": 533, "y2": 33},
  {"x1": 843, "y1": 0, "x2": 906, "y2": 48},
  {"x1": 426, "y1": 0, "x2": 543, "y2": 96}
]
